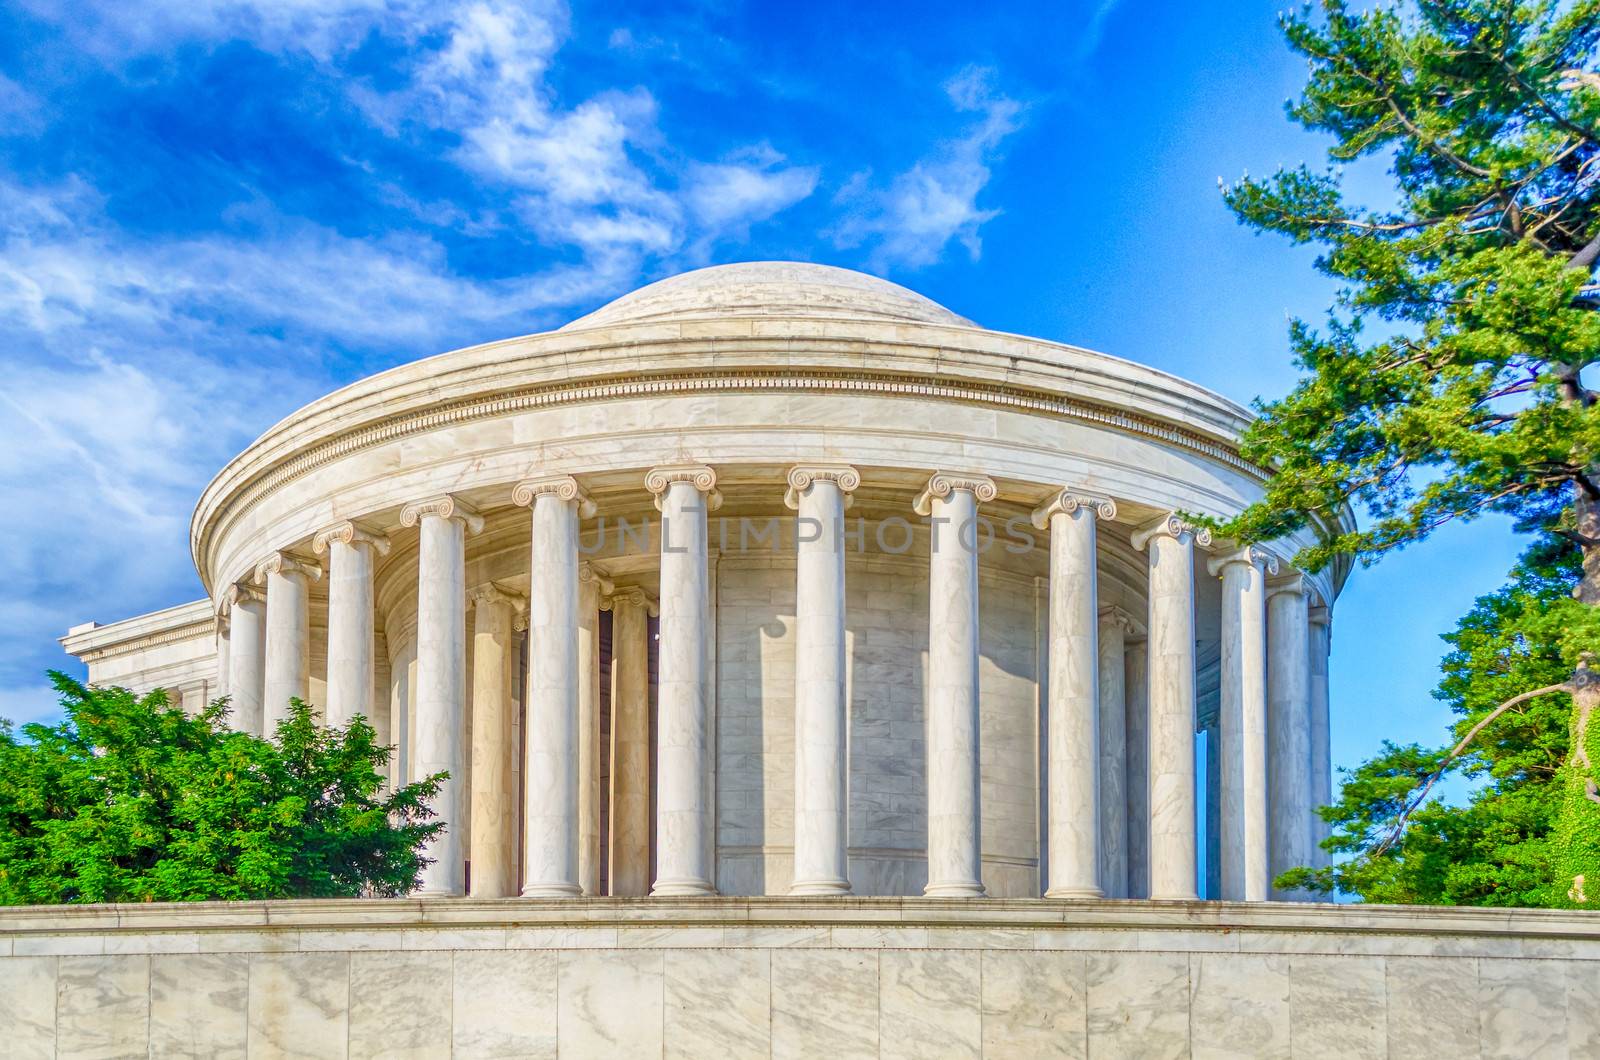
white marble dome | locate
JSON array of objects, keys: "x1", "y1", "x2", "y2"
[{"x1": 562, "y1": 260, "x2": 976, "y2": 329}]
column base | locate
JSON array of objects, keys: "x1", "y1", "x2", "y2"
[
  {"x1": 1045, "y1": 886, "x2": 1105, "y2": 900},
  {"x1": 789, "y1": 878, "x2": 852, "y2": 896},
  {"x1": 923, "y1": 881, "x2": 987, "y2": 898},
  {"x1": 414, "y1": 886, "x2": 465, "y2": 898},
  {"x1": 520, "y1": 882, "x2": 583, "y2": 898},
  {"x1": 1151, "y1": 890, "x2": 1201, "y2": 901},
  {"x1": 650, "y1": 876, "x2": 718, "y2": 897}
]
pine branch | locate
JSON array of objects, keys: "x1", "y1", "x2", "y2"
[{"x1": 1372, "y1": 681, "x2": 1573, "y2": 856}]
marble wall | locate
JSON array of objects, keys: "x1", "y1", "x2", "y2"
[{"x1": 2, "y1": 898, "x2": 1597, "y2": 1059}]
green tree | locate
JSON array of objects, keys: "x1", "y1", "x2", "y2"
[
  {"x1": 1224, "y1": 0, "x2": 1600, "y2": 902},
  {"x1": 0, "y1": 673, "x2": 443, "y2": 904},
  {"x1": 1284, "y1": 536, "x2": 1599, "y2": 904}
]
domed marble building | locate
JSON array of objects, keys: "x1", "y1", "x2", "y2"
[
  {"x1": 35, "y1": 264, "x2": 1600, "y2": 1059},
  {"x1": 64, "y1": 260, "x2": 1339, "y2": 905}
]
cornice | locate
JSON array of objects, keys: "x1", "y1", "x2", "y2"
[{"x1": 191, "y1": 362, "x2": 1282, "y2": 591}]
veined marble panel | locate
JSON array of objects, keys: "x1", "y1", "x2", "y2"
[
  {"x1": 151, "y1": 952, "x2": 249, "y2": 1059},
  {"x1": 879, "y1": 949, "x2": 983, "y2": 1060},
  {"x1": 1384, "y1": 957, "x2": 1479, "y2": 1057},
  {"x1": 0, "y1": 955, "x2": 57, "y2": 1059},
  {"x1": 557, "y1": 950, "x2": 664, "y2": 1056},
  {"x1": 1189, "y1": 952, "x2": 1292, "y2": 1059},
  {"x1": 451, "y1": 949, "x2": 557, "y2": 1058},
  {"x1": 1478, "y1": 957, "x2": 1567, "y2": 1059},
  {"x1": 247, "y1": 951, "x2": 350, "y2": 1059},
  {"x1": 1086, "y1": 950, "x2": 1190, "y2": 1060},
  {"x1": 981, "y1": 949, "x2": 1087, "y2": 1058},
  {"x1": 772, "y1": 949, "x2": 878, "y2": 1060},
  {"x1": 348, "y1": 950, "x2": 452, "y2": 1059},
  {"x1": 665, "y1": 949, "x2": 770, "y2": 1058},
  {"x1": 57, "y1": 954, "x2": 149, "y2": 1060},
  {"x1": 1288, "y1": 954, "x2": 1385, "y2": 1059}
]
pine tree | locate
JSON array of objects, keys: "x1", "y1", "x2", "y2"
[{"x1": 1225, "y1": 0, "x2": 1600, "y2": 903}]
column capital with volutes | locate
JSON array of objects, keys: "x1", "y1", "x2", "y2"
[
  {"x1": 913, "y1": 471, "x2": 996, "y2": 516},
  {"x1": 600, "y1": 585, "x2": 660, "y2": 617},
  {"x1": 1206, "y1": 544, "x2": 1280, "y2": 579},
  {"x1": 253, "y1": 552, "x2": 322, "y2": 586},
  {"x1": 1098, "y1": 604, "x2": 1146, "y2": 638},
  {"x1": 784, "y1": 464, "x2": 861, "y2": 510},
  {"x1": 579, "y1": 561, "x2": 614, "y2": 597},
  {"x1": 645, "y1": 465, "x2": 721, "y2": 512},
  {"x1": 1267, "y1": 572, "x2": 1311, "y2": 601},
  {"x1": 512, "y1": 474, "x2": 597, "y2": 518},
  {"x1": 1031, "y1": 489, "x2": 1117, "y2": 529},
  {"x1": 400, "y1": 493, "x2": 484, "y2": 533},
  {"x1": 312, "y1": 521, "x2": 392, "y2": 556},
  {"x1": 1130, "y1": 512, "x2": 1213, "y2": 552}
]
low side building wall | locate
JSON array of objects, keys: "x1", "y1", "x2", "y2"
[{"x1": 0, "y1": 897, "x2": 1595, "y2": 1058}]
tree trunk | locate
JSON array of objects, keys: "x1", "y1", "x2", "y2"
[{"x1": 1558, "y1": 490, "x2": 1600, "y2": 906}]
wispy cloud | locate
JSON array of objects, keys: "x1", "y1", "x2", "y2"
[{"x1": 832, "y1": 66, "x2": 1023, "y2": 270}]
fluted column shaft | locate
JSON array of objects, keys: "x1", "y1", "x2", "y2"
[
  {"x1": 647, "y1": 466, "x2": 720, "y2": 896},
  {"x1": 1133, "y1": 514, "x2": 1209, "y2": 901},
  {"x1": 1268, "y1": 580, "x2": 1313, "y2": 899},
  {"x1": 515, "y1": 476, "x2": 593, "y2": 898},
  {"x1": 1309, "y1": 608, "x2": 1333, "y2": 870},
  {"x1": 788, "y1": 465, "x2": 860, "y2": 896},
  {"x1": 1097, "y1": 609, "x2": 1132, "y2": 898},
  {"x1": 469, "y1": 588, "x2": 519, "y2": 898},
  {"x1": 1211, "y1": 547, "x2": 1275, "y2": 902},
  {"x1": 317, "y1": 524, "x2": 388, "y2": 729},
  {"x1": 403, "y1": 495, "x2": 480, "y2": 897},
  {"x1": 259, "y1": 554, "x2": 318, "y2": 733},
  {"x1": 917, "y1": 473, "x2": 995, "y2": 898},
  {"x1": 226, "y1": 586, "x2": 266, "y2": 736},
  {"x1": 607, "y1": 588, "x2": 655, "y2": 895},
  {"x1": 1124, "y1": 639, "x2": 1150, "y2": 898},
  {"x1": 1033, "y1": 491, "x2": 1115, "y2": 899},
  {"x1": 578, "y1": 565, "x2": 611, "y2": 896}
]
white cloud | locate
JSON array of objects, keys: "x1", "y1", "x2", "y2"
[
  {"x1": 686, "y1": 149, "x2": 820, "y2": 233},
  {"x1": 833, "y1": 66, "x2": 1023, "y2": 270}
]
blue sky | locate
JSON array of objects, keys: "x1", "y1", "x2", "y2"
[{"x1": 0, "y1": 0, "x2": 1524, "y2": 792}]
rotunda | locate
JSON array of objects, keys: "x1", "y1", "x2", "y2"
[{"x1": 65, "y1": 261, "x2": 1345, "y2": 904}]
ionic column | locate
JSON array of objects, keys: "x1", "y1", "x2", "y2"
[
  {"x1": 224, "y1": 583, "x2": 266, "y2": 735},
  {"x1": 1130, "y1": 513, "x2": 1210, "y2": 901},
  {"x1": 645, "y1": 465, "x2": 720, "y2": 896},
  {"x1": 915, "y1": 471, "x2": 996, "y2": 898},
  {"x1": 214, "y1": 609, "x2": 231, "y2": 704},
  {"x1": 604, "y1": 586, "x2": 657, "y2": 896},
  {"x1": 1098, "y1": 607, "x2": 1139, "y2": 898},
  {"x1": 512, "y1": 475, "x2": 596, "y2": 898},
  {"x1": 468, "y1": 585, "x2": 522, "y2": 898},
  {"x1": 257, "y1": 552, "x2": 320, "y2": 733},
  {"x1": 1124, "y1": 639, "x2": 1150, "y2": 898},
  {"x1": 1208, "y1": 545, "x2": 1277, "y2": 902},
  {"x1": 1031, "y1": 490, "x2": 1117, "y2": 899},
  {"x1": 314, "y1": 522, "x2": 390, "y2": 729},
  {"x1": 786, "y1": 464, "x2": 861, "y2": 896},
  {"x1": 400, "y1": 494, "x2": 483, "y2": 897},
  {"x1": 1309, "y1": 605, "x2": 1333, "y2": 870},
  {"x1": 1268, "y1": 575, "x2": 1313, "y2": 899},
  {"x1": 578, "y1": 562, "x2": 612, "y2": 896}
]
